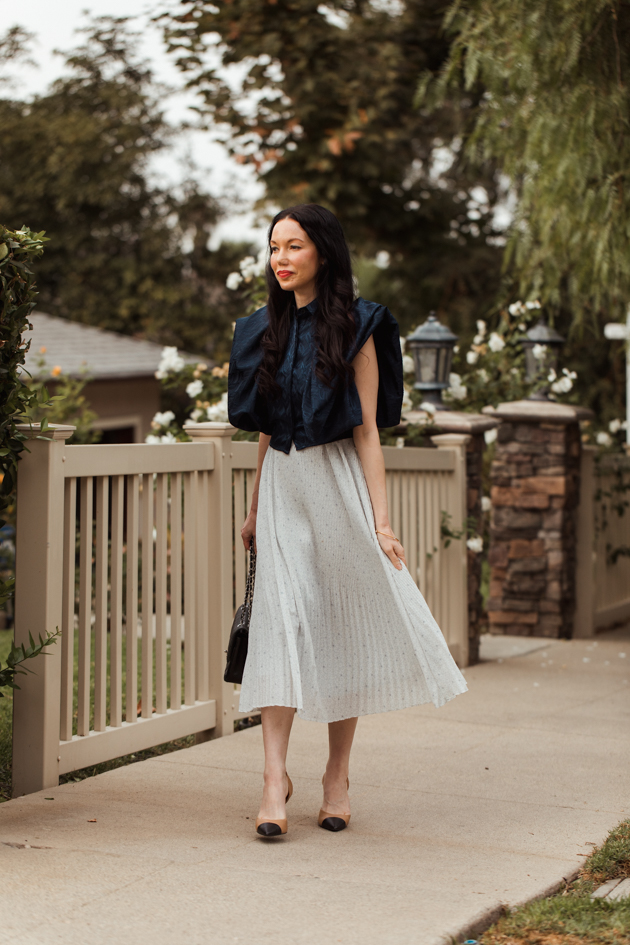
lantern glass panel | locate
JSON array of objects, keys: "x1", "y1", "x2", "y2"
[
  {"x1": 436, "y1": 346, "x2": 453, "y2": 385},
  {"x1": 417, "y1": 347, "x2": 438, "y2": 383}
]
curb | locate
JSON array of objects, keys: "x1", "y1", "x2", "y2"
[{"x1": 434, "y1": 865, "x2": 582, "y2": 945}]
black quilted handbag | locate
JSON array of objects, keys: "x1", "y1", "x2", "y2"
[{"x1": 224, "y1": 548, "x2": 256, "y2": 684}]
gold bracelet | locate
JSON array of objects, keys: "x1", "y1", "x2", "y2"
[{"x1": 376, "y1": 530, "x2": 399, "y2": 543}]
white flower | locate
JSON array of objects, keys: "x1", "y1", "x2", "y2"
[
  {"x1": 525, "y1": 300, "x2": 541, "y2": 310},
  {"x1": 609, "y1": 418, "x2": 622, "y2": 434},
  {"x1": 532, "y1": 343, "x2": 547, "y2": 361},
  {"x1": 473, "y1": 333, "x2": 484, "y2": 345},
  {"x1": 547, "y1": 368, "x2": 557, "y2": 383},
  {"x1": 484, "y1": 428, "x2": 497, "y2": 445},
  {"x1": 488, "y1": 332, "x2": 505, "y2": 353},
  {"x1": 155, "y1": 346, "x2": 185, "y2": 379},
  {"x1": 466, "y1": 349, "x2": 479, "y2": 365},
  {"x1": 420, "y1": 401, "x2": 436, "y2": 415},
  {"x1": 476, "y1": 319, "x2": 487, "y2": 337},
  {"x1": 402, "y1": 355, "x2": 415, "y2": 374},
  {"x1": 186, "y1": 379, "x2": 204, "y2": 399},
  {"x1": 467, "y1": 536, "x2": 484, "y2": 553},
  {"x1": 151, "y1": 410, "x2": 175, "y2": 429},
  {"x1": 395, "y1": 437, "x2": 405, "y2": 449},
  {"x1": 477, "y1": 368, "x2": 489, "y2": 383},
  {"x1": 145, "y1": 434, "x2": 161, "y2": 444},
  {"x1": 518, "y1": 323, "x2": 526, "y2": 332},
  {"x1": 508, "y1": 301, "x2": 526, "y2": 317},
  {"x1": 402, "y1": 388, "x2": 413, "y2": 411},
  {"x1": 550, "y1": 368, "x2": 576, "y2": 395},
  {"x1": 375, "y1": 250, "x2": 390, "y2": 270},
  {"x1": 226, "y1": 271, "x2": 243, "y2": 290},
  {"x1": 160, "y1": 432, "x2": 177, "y2": 444},
  {"x1": 481, "y1": 496, "x2": 491, "y2": 512},
  {"x1": 190, "y1": 408, "x2": 204, "y2": 422},
  {"x1": 206, "y1": 391, "x2": 229, "y2": 422},
  {"x1": 596, "y1": 431, "x2": 613, "y2": 447},
  {"x1": 445, "y1": 372, "x2": 467, "y2": 401},
  {"x1": 453, "y1": 345, "x2": 459, "y2": 353}
]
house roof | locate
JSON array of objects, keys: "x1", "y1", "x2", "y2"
[{"x1": 23, "y1": 312, "x2": 198, "y2": 381}]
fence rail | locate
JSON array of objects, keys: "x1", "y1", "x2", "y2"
[{"x1": 12, "y1": 423, "x2": 470, "y2": 796}]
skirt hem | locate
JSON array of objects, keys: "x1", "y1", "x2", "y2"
[{"x1": 237, "y1": 681, "x2": 468, "y2": 725}]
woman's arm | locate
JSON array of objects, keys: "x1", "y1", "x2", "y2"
[
  {"x1": 352, "y1": 335, "x2": 406, "y2": 571},
  {"x1": 241, "y1": 432, "x2": 271, "y2": 550}
]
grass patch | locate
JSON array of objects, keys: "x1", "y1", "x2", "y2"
[{"x1": 479, "y1": 820, "x2": 630, "y2": 945}]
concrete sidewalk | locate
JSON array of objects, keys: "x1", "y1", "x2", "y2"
[{"x1": 1, "y1": 630, "x2": 629, "y2": 945}]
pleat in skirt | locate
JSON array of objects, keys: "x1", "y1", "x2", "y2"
[{"x1": 238, "y1": 438, "x2": 468, "y2": 723}]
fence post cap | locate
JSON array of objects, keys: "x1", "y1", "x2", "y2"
[
  {"x1": 482, "y1": 400, "x2": 594, "y2": 424},
  {"x1": 15, "y1": 422, "x2": 76, "y2": 441},
  {"x1": 183, "y1": 421, "x2": 237, "y2": 439},
  {"x1": 431, "y1": 432, "x2": 472, "y2": 448},
  {"x1": 404, "y1": 409, "x2": 499, "y2": 435}
]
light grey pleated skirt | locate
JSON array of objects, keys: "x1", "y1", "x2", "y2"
[{"x1": 238, "y1": 438, "x2": 468, "y2": 723}]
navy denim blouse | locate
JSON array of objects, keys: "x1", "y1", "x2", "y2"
[{"x1": 228, "y1": 296, "x2": 403, "y2": 454}]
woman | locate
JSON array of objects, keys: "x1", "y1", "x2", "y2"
[{"x1": 228, "y1": 204, "x2": 467, "y2": 838}]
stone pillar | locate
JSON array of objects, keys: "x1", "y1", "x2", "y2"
[
  {"x1": 482, "y1": 400, "x2": 593, "y2": 638},
  {"x1": 402, "y1": 409, "x2": 499, "y2": 663}
]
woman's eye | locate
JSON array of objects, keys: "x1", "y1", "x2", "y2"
[{"x1": 290, "y1": 244, "x2": 301, "y2": 250}]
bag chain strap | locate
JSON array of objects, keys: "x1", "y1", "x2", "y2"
[{"x1": 243, "y1": 548, "x2": 256, "y2": 623}]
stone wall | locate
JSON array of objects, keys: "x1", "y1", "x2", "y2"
[{"x1": 484, "y1": 403, "x2": 587, "y2": 638}]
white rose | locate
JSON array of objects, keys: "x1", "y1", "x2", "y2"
[
  {"x1": 402, "y1": 355, "x2": 415, "y2": 374},
  {"x1": 481, "y1": 496, "x2": 491, "y2": 512},
  {"x1": 488, "y1": 332, "x2": 505, "y2": 353},
  {"x1": 420, "y1": 401, "x2": 436, "y2": 415},
  {"x1": 484, "y1": 428, "x2": 497, "y2": 445},
  {"x1": 160, "y1": 432, "x2": 177, "y2": 444},
  {"x1": 151, "y1": 410, "x2": 175, "y2": 428},
  {"x1": 155, "y1": 346, "x2": 185, "y2": 379},
  {"x1": 525, "y1": 300, "x2": 541, "y2": 310},
  {"x1": 466, "y1": 350, "x2": 479, "y2": 365},
  {"x1": 532, "y1": 343, "x2": 547, "y2": 361},
  {"x1": 466, "y1": 536, "x2": 484, "y2": 553},
  {"x1": 186, "y1": 379, "x2": 204, "y2": 399},
  {"x1": 609, "y1": 418, "x2": 622, "y2": 434},
  {"x1": 145, "y1": 434, "x2": 161, "y2": 444},
  {"x1": 476, "y1": 319, "x2": 487, "y2": 337},
  {"x1": 596, "y1": 431, "x2": 613, "y2": 447},
  {"x1": 206, "y1": 392, "x2": 229, "y2": 422},
  {"x1": 226, "y1": 271, "x2": 243, "y2": 290}
]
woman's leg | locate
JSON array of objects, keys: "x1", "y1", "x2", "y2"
[
  {"x1": 322, "y1": 717, "x2": 358, "y2": 815},
  {"x1": 258, "y1": 705, "x2": 296, "y2": 821}
]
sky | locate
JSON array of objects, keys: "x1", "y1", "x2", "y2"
[{"x1": 0, "y1": 0, "x2": 265, "y2": 247}]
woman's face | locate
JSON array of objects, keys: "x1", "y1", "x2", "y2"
[{"x1": 269, "y1": 217, "x2": 321, "y2": 303}]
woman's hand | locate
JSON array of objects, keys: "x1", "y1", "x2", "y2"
[
  {"x1": 241, "y1": 510, "x2": 257, "y2": 551},
  {"x1": 376, "y1": 531, "x2": 406, "y2": 571}
]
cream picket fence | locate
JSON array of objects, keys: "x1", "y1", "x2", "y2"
[
  {"x1": 12, "y1": 423, "x2": 469, "y2": 796},
  {"x1": 575, "y1": 446, "x2": 630, "y2": 636}
]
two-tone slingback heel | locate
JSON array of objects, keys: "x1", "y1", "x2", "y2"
[
  {"x1": 318, "y1": 775, "x2": 351, "y2": 832},
  {"x1": 255, "y1": 775, "x2": 293, "y2": 837}
]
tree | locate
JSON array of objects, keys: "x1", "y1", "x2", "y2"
[
  {"x1": 422, "y1": 0, "x2": 630, "y2": 326},
  {"x1": 0, "y1": 18, "x2": 247, "y2": 361},
  {"x1": 163, "y1": 0, "x2": 504, "y2": 336}
]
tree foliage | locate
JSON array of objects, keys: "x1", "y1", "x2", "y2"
[
  {"x1": 0, "y1": 225, "x2": 49, "y2": 610},
  {"x1": 163, "y1": 0, "x2": 504, "y2": 335},
  {"x1": 0, "y1": 18, "x2": 247, "y2": 360},
  {"x1": 422, "y1": 0, "x2": 630, "y2": 326}
]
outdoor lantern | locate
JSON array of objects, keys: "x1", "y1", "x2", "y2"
[
  {"x1": 521, "y1": 315, "x2": 565, "y2": 401},
  {"x1": 406, "y1": 312, "x2": 459, "y2": 410}
]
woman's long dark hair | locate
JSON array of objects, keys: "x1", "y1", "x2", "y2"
[{"x1": 257, "y1": 204, "x2": 356, "y2": 399}]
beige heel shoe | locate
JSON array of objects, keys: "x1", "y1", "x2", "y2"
[
  {"x1": 256, "y1": 775, "x2": 293, "y2": 837},
  {"x1": 318, "y1": 775, "x2": 350, "y2": 832}
]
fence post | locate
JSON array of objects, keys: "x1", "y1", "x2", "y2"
[
  {"x1": 574, "y1": 445, "x2": 596, "y2": 638},
  {"x1": 184, "y1": 421, "x2": 237, "y2": 740},
  {"x1": 431, "y1": 433, "x2": 470, "y2": 667},
  {"x1": 12, "y1": 424, "x2": 76, "y2": 797}
]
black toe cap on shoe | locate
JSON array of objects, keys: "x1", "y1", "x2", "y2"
[
  {"x1": 257, "y1": 822, "x2": 282, "y2": 837},
  {"x1": 320, "y1": 817, "x2": 347, "y2": 832}
]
